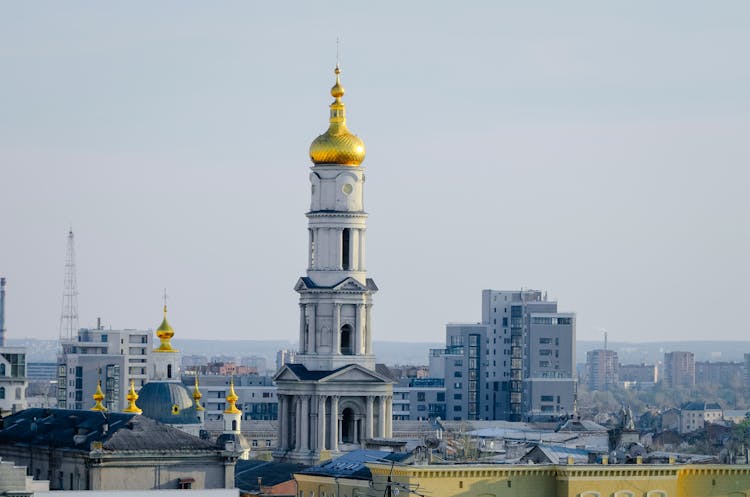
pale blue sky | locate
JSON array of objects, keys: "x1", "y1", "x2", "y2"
[{"x1": 1, "y1": 2, "x2": 748, "y2": 344}]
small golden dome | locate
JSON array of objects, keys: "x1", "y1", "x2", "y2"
[
  {"x1": 91, "y1": 380, "x2": 107, "y2": 412},
  {"x1": 224, "y1": 378, "x2": 241, "y2": 414},
  {"x1": 154, "y1": 304, "x2": 178, "y2": 353},
  {"x1": 192, "y1": 376, "x2": 205, "y2": 411},
  {"x1": 309, "y1": 65, "x2": 366, "y2": 166},
  {"x1": 123, "y1": 379, "x2": 142, "y2": 414}
]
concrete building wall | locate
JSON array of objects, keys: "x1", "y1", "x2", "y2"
[
  {"x1": 523, "y1": 378, "x2": 577, "y2": 417},
  {"x1": 0, "y1": 445, "x2": 231, "y2": 491},
  {"x1": 0, "y1": 347, "x2": 27, "y2": 413}
]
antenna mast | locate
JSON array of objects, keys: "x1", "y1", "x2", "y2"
[
  {"x1": 0, "y1": 277, "x2": 6, "y2": 347},
  {"x1": 59, "y1": 228, "x2": 79, "y2": 341}
]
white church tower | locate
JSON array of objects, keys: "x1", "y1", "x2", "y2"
[{"x1": 274, "y1": 65, "x2": 393, "y2": 465}]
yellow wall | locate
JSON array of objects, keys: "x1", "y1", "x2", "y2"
[
  {"x1": 295, "y1": 474, "x2": 369, "y2": 497},
  {"x1": 362, "y1": 463, "x2": 750, "y2": 497}
]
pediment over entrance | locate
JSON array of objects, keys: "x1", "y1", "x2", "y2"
[
  {"x1": 274, "y1": 363, "x2": 392, "y2": 384},
  {"x1": 331, "y1": 277, "x2": 369, "y2": 292},
  {"x1": 322, "y1": 364, "x2": 389, "y2": 383}
]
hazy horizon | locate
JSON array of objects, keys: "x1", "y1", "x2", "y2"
[{"x1": 2, "y1": 2, "x2": 748, "y2": 344}]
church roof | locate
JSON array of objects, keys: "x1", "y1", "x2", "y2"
[
  {"x1": 284, "y1": 363, "x2": 348, "y2": 381},
  {"x1": 276, "y1": 363, "x2": 395, "y2": 383},
  {"x1": 104, "y1": 415, "x2": 215, "y2": 451},
  {"x1": 235, "y1": 460, "x2": 308, "y2": 492},
  {"x1": 296, "y1": 276, "x2": 378, "y2": 292},
  {"x1": 137, "y1": 382, "x2": 202, "y2": 425},
  {"x1": 299, "y1": 450, "x2": 411, "y2": 480},
  {"x1": 0, "y1": 408, "x2": 214, "y2": 452}
]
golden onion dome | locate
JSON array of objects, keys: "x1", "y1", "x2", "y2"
[
  {"x1": 123, "y1": 379, "x2": 142, "y2": 414},
  {"x1": 154, "y1": 304, "x2": 178, "y2": 353},
  {"x1": 224, "y1": 378, "x2": 241, "y2": 414},
  {"x1": 192, "y1": 376, "x2": 205, "y2": 411},
  {"x1": 309, "y1": 65, "x2": 366, "y2": 166},
  {"x1": 91, "y1": 380, "x2": 107, "y2": 412}
]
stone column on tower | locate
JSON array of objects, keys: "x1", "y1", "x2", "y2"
[
  {"x1": 299, "y1": 305, "x2": 306, "y2": 354},
  {"x1": 330, "y1": 395, "x2": 339, "y2": 452},
  {"x1": 317, "y1": 395, "x2": 327, "y2": 452},
  {"x1": 300, "y1": 396, "x2": 310, "y2": 451},
  {"x1": 333, "y1": 304, "x2": 341, "y2": 355},
  {"x1": 365, "y1": 304, "x2": 373, "y2": 354},
  {"x1": 278, "y1": 395, "x2": 288, "y2": 450},
  {"x1": 355, "y1": 304, "x2": 363, "y2": 354},
  {"x1": 378, "y1": 395, "x2": 387, "y2": 437},
  {"x1": 366, "y1": 395, "x2": 374, "y2": 439}
]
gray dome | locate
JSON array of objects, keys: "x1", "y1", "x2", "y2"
[{"x1": 137, "y1": 382, "x2": 201, "y2": 425}]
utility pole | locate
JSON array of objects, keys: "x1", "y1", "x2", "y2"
[{"x1": 59, "y1": 228, "x2": 79, "y2": 341}]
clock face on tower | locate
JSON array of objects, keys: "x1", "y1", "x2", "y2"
[{"x1": 342, "y1": 183, "x2": 353, "y2": 195}]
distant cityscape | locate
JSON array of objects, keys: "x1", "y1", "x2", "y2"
[{"x1": 1, "y1": 19, "x2": 749, "y2": 496}]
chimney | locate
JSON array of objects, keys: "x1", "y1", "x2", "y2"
[{"x1": 0, "y1": 277, "x2": 6, "y2": 347}]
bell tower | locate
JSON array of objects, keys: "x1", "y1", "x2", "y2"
[
  {"x1": 274, "y1": 65, "x2": 393, "y2": 465},
  {"x1": 296, "y1": 64, "x2": 376, "y2": 372}
]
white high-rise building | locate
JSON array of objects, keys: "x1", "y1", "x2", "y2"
[
  {"x1": 0, "y1": 277, "x2": 27, "y2": 415},
  {"x1": 57, "y1": 323, "x2": 150, "y2": 411},
  {"x1": 274, "y1": 65, "x2": 393, "y2": 465}
]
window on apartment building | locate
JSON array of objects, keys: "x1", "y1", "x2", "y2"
[
  {"x1": 541, "y1": 395, "x2": 554, "y2": 402},
  {"x1": 454, "y1": 394, "x2": 462, "y2": 400},
  {"x1": 454, "y1": 382, "x2": 462, "y2": 389},
  {"x1": 454, "y1": 371, "x2": 462, "y2": 378},
  {"x1": 417, "y1": 392, "x2": 425, "y2": 401},
  {"x1": 539, "y1": 361, "x2": 550, "y2": 368},
  {"x1": 418, "y1": 405, "x2": 426, "y2": 411},
  {"x1": 539, "y1": 338, "x2": 552, "y2": 344},
  {"x1": 502, "y1": 317, "x2": 508, "y2": 326},
  {"x1": 453, "y1": 406, "x2": 462, "y2": 412},
  {"x1": 437, "y1": 392, "x2": 445, "y2": 401},
  {"x1": 539, "y1": 349, "x2": 552, "y2": 356}
]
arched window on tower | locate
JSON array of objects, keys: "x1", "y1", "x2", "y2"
[
  {"x1": 0, "y1": 387, "x2": 4, "y2": 399},
  {"x1": 0, "y1": 363, "x2": 5, "y2": 375},
  {"x1": 342, "y1": 229, "x2": 350, "y2": 270},
  {"x1": 340, "y1": 324, "x2": 353, "y2": 355},
  {"x1": 167, "y1": 364, "x2": 172, "y2": 379},
  {"x1": 232, "y1": 419, "x2": 237, "y2": 431}
]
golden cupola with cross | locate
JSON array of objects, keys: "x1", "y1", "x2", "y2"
[
  {"x1": 309, "y1": 65, "x2": 366, "y2": 166},
  {"x1": 154, "y1": 304, "x2": 177, "y2": 353}
]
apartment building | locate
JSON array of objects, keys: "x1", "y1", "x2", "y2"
[
  {"x1": 585, "y1": 349, "x2": 619, "y2": 391},
  {"x1": 434, "y1": 290, "x2": 577, "y2": 421},
  {"x1": 663, "y1": 351, "x2": 695, "y2": 389},
  {"x1": 57, "y1": 325, "x2": 151, "y2": 411},
  {"x1": 392, "y1": 378, "x2": 446, "y2": 421}
]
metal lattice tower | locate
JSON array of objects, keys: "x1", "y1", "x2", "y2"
[
  {"x1": 59, "y1": 228, "x2": 79, "y2": 341},
  {"x1": 0, "y1": 277, "x2": 6, "y2": 347}
]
